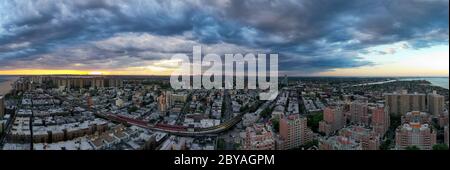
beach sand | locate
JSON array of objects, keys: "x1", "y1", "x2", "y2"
[{"x1": 0, "y1": 77, "x2": 18, "y2": 96}]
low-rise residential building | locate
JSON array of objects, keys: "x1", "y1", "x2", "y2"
[{"x1": 243, "y1": 124, "x2": 275, "y2": 150}]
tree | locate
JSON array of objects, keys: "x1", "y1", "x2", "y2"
[
  {"x1": 199, "y1": 105, "x2": 205, "y2": 112},
  {"x1": 240, "y1": 105, "x2": 249, "y2": 113},
  {"x1": 128, "y1": 106, "x2": 138, "y2": 113},
  {"x1": 233, "y1": 143, "x2": 241, "y2": 150},
  {"x1": 380, "y1": 139, "x2": 392, "y2": 150},
  {"x1": 307, "y1": 112, "x2": 323, "y2": 133},
  {"x1": 217, "y1": 138, "x2": 226, "y2": 150},
  {"x1": 301, "y1": 139, "x2": 318, "y2": 149},
  {"x1": 405, "y1": 145, "x2": 420, "y2": 150},
  {"x1": 390, "y1": 115, "x2": 401, "y2": 131},
  {"x1": 249, "y1": 101, "x2": 263, "y2": 113},
  {"x1": 432, "y1": 144, "x2": 449, "y2": 150},
  {"x1": 221, "y1": 101, "x2": 226, "y2": 118},
  {"x1": 260, "y1": 107, "x2": 273, "y2": 119},
  {"x1": 271, "y1": 118, "x2": 280, "y2": 132}
]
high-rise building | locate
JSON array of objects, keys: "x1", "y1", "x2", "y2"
[
  {"x1": 13, "y1": 78, "x2": 31, "y2": 92},
  {"x1": 384, "y1": 90, "x2": 426, "y2": 116},
  {"x1": 164, "y1": 90, "x2": 171, "y2": 106},
  {"x1": 243, "y1": 124, "x2": 275, "y2": 150},
  {"x1": 158, "y1": 93, "x2": 167, "y2": 116},
  {"x1": 282, "y1": 75, "x2": 288, "y2": 86},
  {"x1": 371, "y1": 105, "x2": 390, "y2": 137},
  {"x1": 170, "y1": 93, "x2": 188, "y2": 105},
  {"x1": 395, "y1": 112, "x2": 436, "y2": 150},
  {"x1": 0, "y1": 95, "x2": 4, "y2": 119},
  {"x1": 427, "y1": 90, "x2": 444, "y2": 116},
  {"x1": 87, "y1": 96, "x2": 94, "y2": 110},
  {"x1": 164, "y1": 91, "x2": 188, "y2": 114},
  {"x1": 350, "y1": 101, "x2": 369, "y2": 126},
  {"x1": 51, "y1": 76, "x2": 123, "y2": 89},
  {"x1": 319, "y1": 106, "x2": 345, "y2": 135},
  {"x1": 395, "y1": 123, "x2": 436, "y2": 150},
  {"x1": 402, "y1": 111, "x2": 432, "y2": 125},
  {"x1": 437, "y1": 112, "x2": 448, "y2": 128},
  {"x1": 279, "y1": 114, "x2": 313, "y2": 149}
]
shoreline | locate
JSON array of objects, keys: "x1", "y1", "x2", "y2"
[
  {"x1": 398, "y1": 78, "x2": 449, "y2": 89},
  {"x1": 352, "y1": 80, "x2": 398, "y2": 87},
  {"x1": 0, "y1": 77, "x2": 19, "y2": 96},
  {"x1": 351, "y1": 78, "x2": 448, "y2": 90}
]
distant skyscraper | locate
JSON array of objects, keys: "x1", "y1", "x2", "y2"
[
  {"x1": 13, "y1": 78, "x2": 31, "y2": 92},
  {"x1": 319, "y1": 106, "x2": 345, "y2": 135},
  {"x1": 51, "y1": 76, "x2": 123, "y2": 89},
  {"x1": 371, "y1": 105, "x2": 390, "y2": 137},
  {"x1": 395, "y1": 112, "x2": 436, "y2": 150},
  {"x1": 384, "y1": 90, "x2": 426, "y2": 116},
  {"x1": 282, "y1": 75, "x2": 288, "y2": 86},
  {"x1": 279, "y1": 114, "x2": 313, "y2": 149},
  {"x1": 427, "y1": 90, "x2": 444, "y2": 116}
]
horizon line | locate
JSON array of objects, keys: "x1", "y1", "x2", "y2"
[{"x1": 0, "y1": 74, "x2": 448, "y2": 78}]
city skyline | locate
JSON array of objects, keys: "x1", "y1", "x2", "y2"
[
  {"x1": 1, "y1": 1, "x2": 450, "y2": 167},
  {"x1": 3, "y1": 75, "x2": 448, "y2": 151},
  {"x1": 0, "y1": 0, "x2": 449, "y2": 77}
]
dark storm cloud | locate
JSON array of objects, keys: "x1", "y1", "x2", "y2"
[{"x1": 0, "y1": 0, "x2": 448, "y2": 74}]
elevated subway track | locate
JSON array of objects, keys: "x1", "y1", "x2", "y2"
[{"x1": 95, "y1": 112, "x2": 245, "y2": 137}]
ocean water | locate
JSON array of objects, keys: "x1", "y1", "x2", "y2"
[
  {"x1": 399, "y1": 77, "x2": 449, "y2": 89},
  {"x1": 0, "y1": 76, "x2": 17, "y2": 82}
]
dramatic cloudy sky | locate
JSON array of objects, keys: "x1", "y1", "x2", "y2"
[{"x1": 0, "y1": 0, "x2": 448, "y2": 76}]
